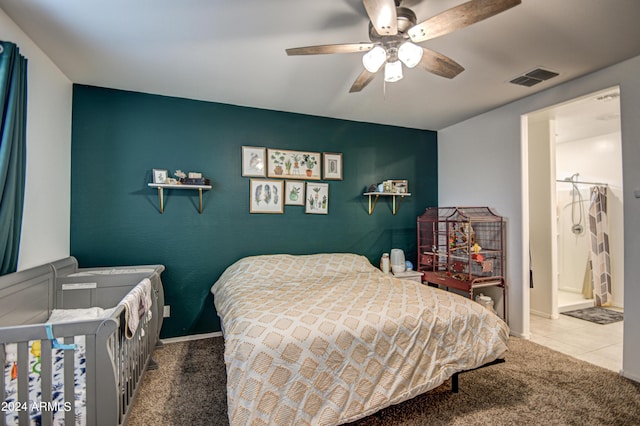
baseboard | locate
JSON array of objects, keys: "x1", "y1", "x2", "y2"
[
  {"x1": 620, "y1": 369, "x2": 640, "y2": 384},
  {"x1": 161, "y1": 331, "x2": 222, "y2": 344},
  {"x1": 530, "y1": 309, "x2": 559, "y2": 319},
  {"x1": 510, "y1": 330, "x2": 531, "y2": 339}
]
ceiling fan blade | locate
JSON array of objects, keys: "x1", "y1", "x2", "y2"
[
  {"x1": 349, "y1": 69, "x2": 377, "y2": 93},
  {"x1": 286, "y1": 43, "x2": 374, "y2": 56},
  {"x1": 418, "y1": 47, "x2": 465, "y2": 79},
  {"x1": 362, "y1": 0, "x2": 398, "y2": 36},
  {"x1": 408, "y1": 0, "x2": 521, "y2": 43}
]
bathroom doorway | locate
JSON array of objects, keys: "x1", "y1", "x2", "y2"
[{"x1": 527, "y1": 86, "x2": 624, "y2": 318}]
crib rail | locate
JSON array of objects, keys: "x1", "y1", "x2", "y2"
[
  {"x1": 1, "y1": 319, "x2": 116, "y2": 426},
  {"x1": 109, "y1": 304, "x2": 154, "y2": 426}
]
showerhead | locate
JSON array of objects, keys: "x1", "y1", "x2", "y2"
[{"x1": 563, "y1": 173, "x2": 580, "y2": 182}]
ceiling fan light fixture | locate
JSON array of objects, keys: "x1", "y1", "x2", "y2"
[
  {"x1": 384, "y1": 60, "x2": 403, "y2": 83},
  {"x1": 362, "y1": 46, "x2": 387, "y2": 73},
  {"x1": 398, "y1": 42, "x2": 422, "y2": 68}
]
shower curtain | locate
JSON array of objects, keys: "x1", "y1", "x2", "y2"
[{"x1": 588, "y1": 186, "x2": 612, "y2": 306}]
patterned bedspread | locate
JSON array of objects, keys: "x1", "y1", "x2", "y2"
[{"x1": 211, "y1": 253, "x2": 509, "y2": 425}]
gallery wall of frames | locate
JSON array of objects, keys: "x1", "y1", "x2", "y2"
[{"x1": 242, "y1": 147, "x2": 342, "y2": 215}]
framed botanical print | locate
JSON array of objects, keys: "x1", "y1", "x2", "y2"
[
  {"x1": 242, "y1": 146, "x2": 266, "y2": 177},
  {"x1": 305, "y1": 182, "x2": 328, "y2": 214},
  {"x1": 250, "y1": 179, "x2": 284, "y2": 213},
  {"x1": 322, "y1": 152, "x2": 343, "y2": 180},
  {"x1": 267, "y1": 149, "x2": 321, "y2": 180},
  {"x1": 284, "y1": 180, "x2": 305, "y2": 206},
  {"x1": 152, "y1": 169, "x2": 168, "y2": 183}
]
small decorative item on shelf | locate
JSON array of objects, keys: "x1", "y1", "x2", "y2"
[
  {"x1": 391, "y1": 179, "x2": 408, "y2": 193},
  {"x1": 373, "y1": 179, "x2": 409, "y2": 193},
  {"x1": 182, "y1": 172, "x2": 210, "y2": 185},
  {"x1": 152, "y1": 169, "x2": 168, "y2": 184},
  {"x1": 174, "y1": 169, "x2": 187, "y2": 183}
]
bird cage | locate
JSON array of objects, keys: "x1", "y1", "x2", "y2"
[{"x1": 417, "y1": 207, "x2": 506, "y2": 318}]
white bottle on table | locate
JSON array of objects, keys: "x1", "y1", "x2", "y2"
[{"x1": 380, "y1": 253, "x2": 390, "y2": 273}]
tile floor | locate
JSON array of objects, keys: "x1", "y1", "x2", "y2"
[{"x1": 529, "y1": 310, "x2": 623, "y2": 373}]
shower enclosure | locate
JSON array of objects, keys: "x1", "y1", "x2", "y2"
[{"x1": 556, "y1": 174, "x2": 594, "y2": 310}]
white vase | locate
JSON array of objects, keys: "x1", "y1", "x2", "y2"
[{"x1": 390, "y1": 249, "x2": 405, "y2": 272}]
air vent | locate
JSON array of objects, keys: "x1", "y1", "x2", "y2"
[
  {"x1": 510, "y1": 67, "x2": 559, "y2": 87},
  {"x1": 509, "y1": 76, "x2": 542, "y2": 87}
]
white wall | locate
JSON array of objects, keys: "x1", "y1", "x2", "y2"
[
  {"x1": 439, "y1": 54, "x2": 640, "y2": 382},
  {"x1": 528, "y1": 118, "x2": 557, "y2": 318},
  {"x1": 0, "y1": 8, "x2": 72, "y2": 270}
]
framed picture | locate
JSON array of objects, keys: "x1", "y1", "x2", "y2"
[
  {"x1": 284, "y1": 180, "x2": 305, "y2": 206},
  {"x1": 391, "y1": 179, "x2": 409, "y2": 193},
  {"x1": 152, "y1": 169, "x2": 168, "y2": 184},
  {"x1": 250, "y1": 179, "x2": 284, "y2": 214},
  {"x1": 323, "y1": 152, "x2": 343, "y2": 180},
  {"x1": 242, "y1": 146, "x2": 266, "y2": 177},
  {"x1": 267, "y1": 149, "x2": 321, "y2": 180},
  {"x1": 305, "y1": 182, "x2": 329, "y2": 214}
]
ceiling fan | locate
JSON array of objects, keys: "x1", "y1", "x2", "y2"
[{"x1": 286, "y1": 0, "x2": 521, "y2": 92}]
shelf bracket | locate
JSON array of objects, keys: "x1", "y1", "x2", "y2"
[
  {"x1": 157, "y1": 187, "x2": 164, "y2": 214},
  {"x1": 368, "y1": 194, "x2": 380, "y2": 215},
  {"x1": 392, "y1": 195, "x2": 406, "y2": 215},
  {"x1": 364, "y1": 192, "x2": 411, "y2": 215},
  {"x1": 149, "y1": 183, "x2": 211, "y2": 214}
]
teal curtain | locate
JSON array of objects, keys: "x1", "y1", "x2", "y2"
[{"x1": 0, "y1": 41, "x2": 27, "y2": 275}]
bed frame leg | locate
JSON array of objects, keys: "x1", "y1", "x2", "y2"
[
  {"x1": 450, "y1": 358, "x2": 504, "y2": 394},
  {"x1": 451, "y1": 373, "x2": 459, "y2": 393},
  {"x1": 147, "y1": 357, "x2": 159, "y2": 370}
]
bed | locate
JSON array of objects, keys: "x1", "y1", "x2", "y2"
[
  {"x1": 0, "y1": 257, "x2": 164, "y2": 426},
  {"x1": 211, "y1": 253, "x2": 509, "y2": 426}
]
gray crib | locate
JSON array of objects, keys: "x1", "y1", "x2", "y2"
[{"x1": 0, "y1": 257, "x2": 165, "y2": 426}]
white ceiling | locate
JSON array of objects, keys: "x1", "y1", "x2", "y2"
[{"x1": 1, "y1": 0, "x2": 640, "y2": 131}]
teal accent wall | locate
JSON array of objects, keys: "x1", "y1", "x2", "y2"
[{"x1": 71, "y1": 85, "x2": 437, "y2": 338}]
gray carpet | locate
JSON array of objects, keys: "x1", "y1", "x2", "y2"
[
  {"x1": 128, "y1": 336, "x2": 640, "y2": 426},
  {"x1": 561, "y1": 307, "x2": 624, "y2": 325}
]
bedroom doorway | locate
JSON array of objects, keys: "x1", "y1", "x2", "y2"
[{"x1": 525, "y1": 87, "x2": 624, "y2": 370}]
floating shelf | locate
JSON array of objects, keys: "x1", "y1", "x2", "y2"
[
  {"x1": 148, "y1": 183, "x2": 212, "y2": 214},
  {"x1": 363, "y1": 192, "x2": 411, "y2": 215}
]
